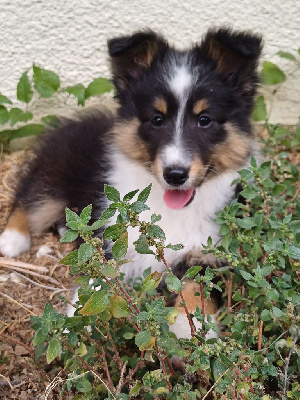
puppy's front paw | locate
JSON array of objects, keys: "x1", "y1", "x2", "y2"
[{"x1": 0, "y1": 229, "x2": 31, "y2": 257}]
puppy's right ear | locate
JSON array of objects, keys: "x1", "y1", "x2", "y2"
[{"x1": 108, "y1": 30, "x2": 167, "y2": 91}]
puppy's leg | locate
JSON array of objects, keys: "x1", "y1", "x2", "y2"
[
  {"x1": 0, "y1": 198, "x2": 66, "y2": 257},
  {"x1": 169, "y1": 280, "x2": 219, "y2": 339},
  {"x1": 0, "y1": 208, "x2": 31, "y2": 257}
]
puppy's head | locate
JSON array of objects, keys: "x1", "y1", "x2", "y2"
[{"x1": 109, "y1": 28, "x2": 262, "y2": 209}]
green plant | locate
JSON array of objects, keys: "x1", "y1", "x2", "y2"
[
  {"x1": 252, "y1": 48, "x2": 300, "y2": 123},
  {"x1": 31, "y1": 133, "x2": 299, "y2": 398},
  {"x1": 0, "y1": 65, "x2": 114, "y2": 147}
]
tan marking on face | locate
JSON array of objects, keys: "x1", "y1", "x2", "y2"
[
  {"x1": 189, "y1": 156, "x2": 206, "y2": 184},
  {"x1": 28, "y1": 199, "x2": 67, "y2": 235},
  {"x1": 193, "y1": 99, "x2": 209, "y2": 115},
  {"x1": 154, "y1": 97, "x2": 167, "y2": 115},
  {"x1": 151, "y1": 155, "x2": 163, "y2": 182},
  {"x1": 211, "y1": 123, "x2": 252, "y2": 172},
  {"x1": 113, "y1": 119, "x2": 150, "y2": 164},
  {"x1": 175, "y1": 280, "x2": 218, "y2": 315},
  {"x1": 5, "y1": 208, "x2": 29, "y2": 235}
]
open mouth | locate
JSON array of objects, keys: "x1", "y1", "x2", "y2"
[{"x1": 163, "y1": 188, "x2": 195, "y2": 210}]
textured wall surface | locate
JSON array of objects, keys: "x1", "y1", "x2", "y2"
[{"x1": 1, "y1": 0, "x2": 299, "y2": 123}]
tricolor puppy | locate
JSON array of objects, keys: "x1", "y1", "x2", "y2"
[{"x1": 0, "y1": 28, "x2": 262, "y2": 337}]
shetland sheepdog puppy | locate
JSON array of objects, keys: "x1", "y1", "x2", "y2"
[{"x1": 0, "y1": 28, "x2": 262, "y2": 338}]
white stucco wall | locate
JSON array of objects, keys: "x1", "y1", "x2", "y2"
[{"x1": 1, "y1": 0, "x2": 300, "y2": 124}]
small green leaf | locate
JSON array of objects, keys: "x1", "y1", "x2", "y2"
[
  {"x1": 141, "y1": 271, "x2": 162, "y2": 292},
  {"x1": 41, "y1": 115, "x2": 61, "y2": 128},
  {"x1": 151, "y1": 213, "x2": 162, "y2": 224},
  {"x1": 233, "y1": 289, "x2": 243, "y2": 301},
  {"x1": 252, "y1": 95, "x2": 267, "y2": 122},
  {"x1": 262, "y1": 178, "x2": 274, "y2": 188},
  {"x1": 123, "y1": 189, "x2": 139, "y2": 201},
  {"x1": 103, "y1": 223, "x2": 127, "y2": 241},
  {"x1": 287, "y1": 245, "x2": 300, "y2": 260},
  {"x1": 60, "y1": 229, "x2": 79, "y2": 243},
  {"x1": 261, "y1": 61, "x2": 286, "y2": 85},
  {"x1": 211, "y1": 358, "x2": 227, "y2": 380},
  {"x1": 166, "y1": 243, "x2": 184, "y2": 251},
  {"x1": 250, "y1": 156, "x2": 257, "y2": 168},
  {"x1": 240, "y1": 270, "x2": 253, "y2": 281},
  {"x1": 272, "y1": 307, "x2": 283, "y2": 318},
  {"x1": 78, "y1": 243, "x2": 95, "y2": 264},
  {"x1": 261, "y1": 309, "x2": 272, "y2": 321},
  {"x1": 85, "y1": 77, "x2": 114, "y2": 99},
  {"x1": 9, "y1": 108, "x2": 33, "y2": 127},
  {"x1": 261, "y1": 265, "x2": 274, "y2": 277},
  {"x1": 68, "y1": 331, "x2": 78, "y2": 347},
  {"x1": 131, "y1": 201, "x2": 150, "y2": 213},
  {"x1": 33, "y1": 65, "x2": 60, "y2": 97},
  {"x1": 46, "y1": 339, "x2": 61, "y2": 363},
  {"x1": 75, "y1": 377, "x2": 92, "y2": 393},
  {"x1": 65, "y1": 207, "x2": 82, "y2": 230},
  {"x1": 89, "y1": 218, "x2": 108, "y2": 231},
  {"x1": 79, "y1": 291, "x2": 110, "y2": 315},
  {"x1": 17, "y1": 71, "x2": 33, "y2": 103},
  {"x1": 272, "y1": 184, "x2": 286, "y2": 196},
  {"x1": 0, "y1": 93, "x2": 12, "y2": 104},
  {"x1": 137, "y1": 184, "x2": 152, "y2": 203},
  {"x1": 147, "y1": 224, "x2": 166, "y2": 240},
  {"x1": 134, "y1": 235, "x2": 154, "y2": 255},
  {"x1": 75, "y1": 342, "x2": 87, "y2": 357},
  {"x1": 110, "y1": 295, "x2": 130, "y2": 318},
  {"x1": 0, "y1": 106, "x2": 10, "y2": 125},
  {"x1": 183, "y1": 265, "x2": 202, "y2": 279},
  {"x1": 123, "y1": 332, "x2": 135, "y2": 340},
  {"x1": 80, "y1": 204, "x2": 92, "y2": 224},
  {"x1": 240, "y1": 188, "x2": 257, "y2": 200},
  {"x1": 112, "y1": 232, "x2": 128, "y2": 260},
  {"x1": 165, "y1": 274, "x2": 182, "y2": 292},
  {"x1": 129, "y1": 380, "x2": 142, "y2": 396},
  {"x1": 7, "y1": 124, "x2": 45, "y2": 141},
  {"x1": 60, "y1": 249, "x2": 78, "y2": 266},
  {"x1": 236, "y1": 218, "x2": 256, "y2": 229},
  {"x1": 104, "y1": 184, "x2": 120, "y2": 202},
  {"x1": 63, "y1": 83, "x2": 86, "y2": 106},
  {"x1": 277, "y1": 51, "x2": 296, "y2": 61},
  {"x1": 101, "y1": 264, "x2": 118, "y2": 278},
  {"x1": 135, "y1": 330, "x2": 153, "y2": 350}
]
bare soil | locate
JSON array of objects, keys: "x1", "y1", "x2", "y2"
[{"x1": 0, "y1": 151, "x2": 74, "y2": 399}]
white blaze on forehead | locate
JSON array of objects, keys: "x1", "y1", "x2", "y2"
[
  {"x1": 164, "y1": 59, "x2": 196, "y2": 164},
  {"x1": 169, "y1": 65, "x2": 193, "y2": 99}
]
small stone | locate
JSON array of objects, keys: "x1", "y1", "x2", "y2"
[{"x1": 36, "y1": 245, "x2": 53, "y2": 258}]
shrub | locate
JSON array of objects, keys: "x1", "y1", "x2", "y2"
[{"x1": 31, "y1": 131, "x2": 299, "y2": 398}]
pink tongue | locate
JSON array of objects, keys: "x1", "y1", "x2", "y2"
[{"x1": 163, "y1": 188, "x2": 195, "y2": 210}]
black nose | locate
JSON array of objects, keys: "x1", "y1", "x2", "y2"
[{"x1": 163, "y1": 167, "x2": 189, "y2": 186}]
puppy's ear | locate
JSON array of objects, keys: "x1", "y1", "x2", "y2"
[
  {"x1": 201, "y1": 28, "x2": 262, "y2": 90},
  {"x1": 108, "y1": 30, "x2": 167, "y2": 91}
]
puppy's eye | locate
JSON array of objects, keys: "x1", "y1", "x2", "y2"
[
  {"x1": 198, "y1": 115, "x2": 212, "y2": 128},
  {"x1": 151, "y1": 115, "x2": 164, "y2": 127}
]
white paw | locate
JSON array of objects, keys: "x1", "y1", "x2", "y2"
[
  {"x1": 169, "y1": 312, "x2": 219, "y2": 339},
  {"x1": 0, "y1": 229, "x2": 31, "y2": 257}
]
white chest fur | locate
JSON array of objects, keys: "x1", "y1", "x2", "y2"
[{"x1": 107, "y1": 150, "x2": 241, "y2": 280}]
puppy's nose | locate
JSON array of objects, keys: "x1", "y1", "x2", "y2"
[{"x1": 163, "y1": 167, "x2": 189, "y2": 186}]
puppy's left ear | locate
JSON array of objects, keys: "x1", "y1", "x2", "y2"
[
  {"x1": 108, "y1": 30, "x2": 168, "y2": 91},
  {"x1": 201, "y1": 28, "x2": 262, "y2": 90}
]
